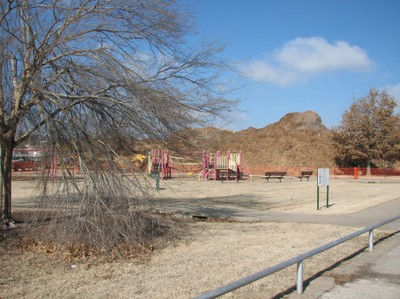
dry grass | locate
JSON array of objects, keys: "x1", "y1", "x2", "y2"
[
  {"x1": 1, "y1": 219, "x2": 371, "y2": 299},
  {"x1": 1, "y1": 177, "x2": 398, "y2": 298}
]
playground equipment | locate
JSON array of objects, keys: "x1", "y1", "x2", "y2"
[
  {"x1": 167, "y1": 153, "x2": 203, "y2": 177},
  {"x1": 12, "y1": 148, "x2": 58, "y2": 177},
  {"x1": 12, "y1": 148, "x2": 83, "y2": 178},
  {"x1": 200, "y1": 150, "x2": 243, "y2": 181},
  {"x1": 131, "y1": 153, "x2": 148, "y2": 171},
  {"x1": 148, "y1": 149, "x2": 172, "y2": 179}
]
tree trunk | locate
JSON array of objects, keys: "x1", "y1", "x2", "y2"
[
  {"x1": 1, "y1": 141, "x2": 15, "y2": 227},
  {"x1": 366, "y1": 159, "x2": 372, "y2": 176}
]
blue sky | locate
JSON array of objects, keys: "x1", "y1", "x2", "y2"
[{"x1": 183, "y1": 0, "x2": 400, "y2": 131}]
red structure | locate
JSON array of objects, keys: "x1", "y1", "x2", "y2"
[
  {"x1": 12, "y1": 148, "x2": 57, "y2": 178},
  {"x1": 148, "y1": 149, "x2": 173, "y2": 179},
  {"x1": 201, "y1": 150, "x2": 243, "y2": 181}
]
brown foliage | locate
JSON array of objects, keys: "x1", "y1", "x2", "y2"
[
  {"x1": 333, "y1": 89, "x2": 400, "y2": 167},
  {"x1": 17, "y1": 209, "x2": 184, "y2": 262}
]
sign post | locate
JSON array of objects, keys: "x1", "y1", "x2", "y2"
[{"x1": 317, "y1": 168, "x2": 330, "y2": 210}]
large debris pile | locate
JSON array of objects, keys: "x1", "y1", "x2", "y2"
[{"x1": 178, "y1": 111, "x2": 336, "y2": 168}]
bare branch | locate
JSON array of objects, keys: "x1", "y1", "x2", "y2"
[{"x1": 0, "y1": 0, "x2": 236, "y2": 251}]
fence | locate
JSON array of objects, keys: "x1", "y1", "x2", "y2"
[
  {"x1": 246, "y1": 166, "x2": 400, "y2": 177},
  {"x1": 172, "y1": 165, "x2": 400, "y2": 179},
  {"x1": 334, "y1": 167, "x2": 400, "y2": 176},
  {"x1": 194, "y1": 215, "x2": 400, "y2": 299}
]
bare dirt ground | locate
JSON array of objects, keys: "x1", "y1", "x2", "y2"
[
  {"x1": 151, "y1": 176, "x2": 400, "y2": 216},
  {"x1": 1, "y1": 175, "x2": 399, "y2": 299}
]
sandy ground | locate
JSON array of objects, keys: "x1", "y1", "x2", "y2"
[
  {"x1": 1, "y1": 175, "x2": 399, "y2": 298},
  {"x1": 151, "y1": 176, "x2": 400, "y2": 216}
]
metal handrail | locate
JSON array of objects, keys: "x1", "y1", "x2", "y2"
[{"x1": 194, "y1": 214, "x2": 400, "y2": 299}]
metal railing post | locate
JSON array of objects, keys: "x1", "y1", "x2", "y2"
[
  {"x1": 296, "y1": 261, "x2": 304, "y2": 294},
  {"x1": 194, "y1": 215, "x2": 400, "y2": 299},
  {"x1": 369, "y1": 229, "x2": 374, "y2": 251}
]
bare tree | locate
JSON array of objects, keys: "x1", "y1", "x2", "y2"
[
  {"x1": 333, "y1": 89, "x2": 400, "y2": 172},
  {"x1": 0, "y1": 0, "x2": 234, "y2": 251}
]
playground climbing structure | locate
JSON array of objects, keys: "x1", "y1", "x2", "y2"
[
  {"x1": 148, "y1": 149, "x2": 172, "y2": 179},
  {"x1": 201, "y1": 150, "x2": 243, "y2": 181}
]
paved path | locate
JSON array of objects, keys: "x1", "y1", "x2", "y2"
[
  {"x1": 279, "y1": 199, "x2": 400, "y2": 299},
  {"x1": 154, "y1": 195, "x2": 400, "y2": 299},
  {"x1": 234, "y1": 197, "x2": 400, "y2": 230},
  {"x1": 285, "y1": 232, "x2": 400, "y2": 299},
  {"x1": 155, "y1": 197, "x2": 400, "y2": 230}
]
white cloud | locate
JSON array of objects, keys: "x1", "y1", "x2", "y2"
[
  {"x1": 241, "y1": 37, "x2": 373, "y2": 86},
  {"x1": 242, "y1": 60, "x2": 299, "y2": 86}
]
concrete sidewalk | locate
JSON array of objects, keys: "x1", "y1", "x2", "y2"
[
  {"x1": 285, "y1": 232, "x2": 400, "y2": 299},
  {"x1": 155, "y1": 196, "x2": 400, "y2": 230}
]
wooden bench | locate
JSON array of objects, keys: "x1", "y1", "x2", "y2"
[
  {"x1": 297, "y1": 171, "x2": 313, "y2": 182},
  {"x1": 264, "y1": 171, "x2": 286, "y2": 183}
]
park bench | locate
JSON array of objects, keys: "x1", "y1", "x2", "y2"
[
  {"x1": 264, "y1": 171, "x2": 286, "y2": 183},
  {"x1": 297, "y1": 171, "x2": 313, "y2": 182}
]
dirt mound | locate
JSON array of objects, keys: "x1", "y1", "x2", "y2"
[
  {"x1": 177, "y1": 111, "x2": 336, "y2": 167},
  {"x1": 276, "y1": 111, "x2": 327, "y2": 131}
]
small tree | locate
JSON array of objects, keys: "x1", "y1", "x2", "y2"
[
  {"x1": 333, "y1": 89, "x2": 400, "y2": 172},
  {"x1": 0, "y1": 0, "x2": 234, "y2": 252}
]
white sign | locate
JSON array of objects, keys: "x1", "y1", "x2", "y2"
[{"x1": 317, "y1": 168, "x2": 330, "y2": 187}]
